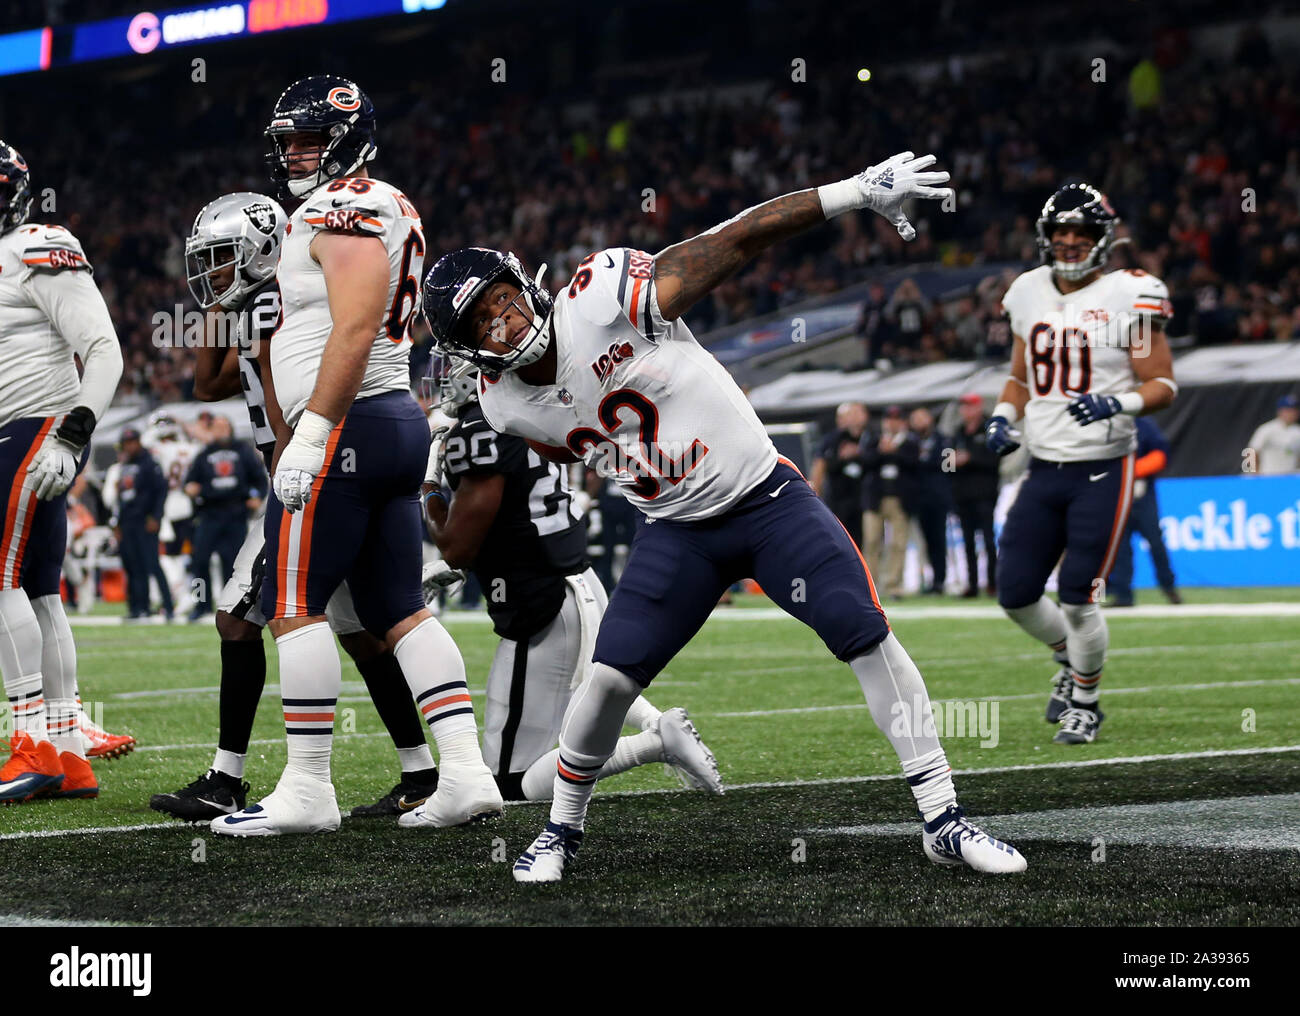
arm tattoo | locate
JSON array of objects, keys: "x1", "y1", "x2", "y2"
[{"x1": 655, "y1": 189, "x2": 825, "y2": 320}]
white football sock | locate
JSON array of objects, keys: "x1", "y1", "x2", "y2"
[
  {"x1": 275, "y1": 621, "x2": 339, "y2": 782},
  {"x1": 213, "y1": 749, "x2": 246, "y2": 779},
  {"x1": 32, "y1": 595, "x2": 82, "y2": 757},
  {"x1": 1061, "y1": 602, "x2": 1107, "y2": 704},
  {"x1": 398, "y1": 745, "x2": 436, "y2": 774},
  {"x1": 1004, "y1": 597, "x2": 1069, "y2": 654},
  {"x1": 548, "y1": 663, "x2": 643, "y2": 826},
  {"x1": 394, "y1": 616, "x2": 484, "y2": 770},
  {"x1": 850, "y1": 633, "x2": 956, "y2": 822},
  {"x1": 520, "y1": 730, "x2": 665, "y2": 801},
  {"x1": 0, "y1": 588, "x2": 47, "y2": 742},
  {"x1": 623, "y1": 695, "x2": 661, "y2": 731}
]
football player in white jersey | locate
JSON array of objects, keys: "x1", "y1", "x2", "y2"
[
  {"x1": 984, "y1": 183, "x2": 1178, "y2": 744},
  {"x1": 0, "y1": 141, "x2": 124, "y2": 803},
  {"x1": 212, "y1": 77, "x2": 502, "y2": 837},
  {"x1": 141, "y1": 410, "x2": 195, "y2": 619},
  {"x1": 412, "y1": 354, "x2": 722, "y2": 816},
  {"x1": 424, "y1": 152, "x2": 1027, "y2": 880},
  {"x1": 153, "y1": 191, "x2": 444, "y2": 823}
]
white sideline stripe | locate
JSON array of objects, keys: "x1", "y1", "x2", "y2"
[
  {"x1": 63, "y1": 601, "x2": 1300, "y2": 628},
  {"x1": 4, "y1": 743, "x2": 1298, "y2": 838},
  {"x1": 0, "y1": 912, "x2": 135, "y2": 927},
  {"x1": 715, "y1": 676, "x2": 1300, "y2": 717}
]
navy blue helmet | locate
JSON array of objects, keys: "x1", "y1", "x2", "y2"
[
  {"x1": 421, "y1": 247, "x2": 555, "y2": 375},
  {"x1": 265, "y1": 75, "x2": 377, "y2": 199},
  {"x1": 1036, "y1": 182, "x2": 1119, "y2": 281},
  {"x1": 0, "y1": 141, "x2": 33, "y2": 235}
]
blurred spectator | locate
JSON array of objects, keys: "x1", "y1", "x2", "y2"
[
  {"x1": 1246, "y1": 394, "x2": 1300, "y2": 473},
  {"x1": 855, "y1": 283, "x2": 889, "y2": 365},
  {"x1": 949, "y1": 394, "x2": 1000, "y2": 597},
  {"x1": 183, "y1": 416, "x2": 266, "y2": 621},
  {"x1": 113, "y1": 428, "x2": 173, "y2": 622},
  {"x1": 899, "y1": 407, "x2": 951, "y2": 596},
  {"x1": 810, "y1": 402, "x2": 870, "y2": 547},
  {"x1": 1108, "y1": 417, "x2": 1181, "y2": 607},
  {"x1": 883, "y1": 279, "x2": 931, "y2": 364},
  {"x1": 861, "y1": 405, "x2": 911, "y2": 598}
]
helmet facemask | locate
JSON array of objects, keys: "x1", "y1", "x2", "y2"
[
  {"x1": 267, "y1": 122, "x2": 375, "y2": 199},
  {"x1": 456, "y1": 256, "x2": 555, "y2": 375},
  {"x1": 427, "y1": 353, "x2": 480, "y2": 417},
  {"x1": 185, "y1": 239, "x2": 245, "y2": 310},
  {"x1": 1042, "y1": 221, "x2": 1112, "y2": 281}
]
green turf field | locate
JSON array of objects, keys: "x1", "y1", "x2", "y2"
[{"x1": 3, "y1": 593, "x2": 1299, "y2": 926}]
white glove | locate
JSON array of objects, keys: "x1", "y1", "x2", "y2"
[
  {"x1": 273, "y1": 410, "x2": 333, "y2": 514},
  {"x1": 26, "y1": 434, "x2": 80, "y2": 501},
  {"x1": 422, "y1": 559, "x2": 465, "y2": 603},
  {"x1": 818, "y1": 151, "x2": 953, "y2": 241},
  {"x1": 425, "y1": 425, "x2": 450, "y2": 487}
]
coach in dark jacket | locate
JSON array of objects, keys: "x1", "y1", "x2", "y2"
[
  {"x1": 183, "y1": 416, "x2": 265, "y2": 621},
  {"x1": 811, "y1": 402, "x2": 869, "y2": 547},
  {"x1": 950, "y1": 394, "x2": 1000, "y2": 597},
  {"x1": 114, "y1": 428, "x2": 174, "y2": 621},
  {"x1": 898, "y1": 407, "x2": 951, "y2": 595}
]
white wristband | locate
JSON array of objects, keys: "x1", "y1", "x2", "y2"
[
  {"x1": 992, "y1": 401, "x2": 1021, "y2": 424},
  {"x1": 1116, "y1": 391, "x2": 1146, "y2": 415},
  {"x1": 294, "y1": 409, "x2": 335, "y2": 449},
  {"x1": 817, "y1": 179, "x2": 861, "y2": 220}
]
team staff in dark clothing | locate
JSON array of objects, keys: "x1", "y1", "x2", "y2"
[
  {"x1": 183, "y1": 415, "x2": 265, "y2": 621},
  {"x1": 898, "y1": 407, "x2": 951, "y2": 595},
  {"x1": 950, "y1": 393, "x2": 1000, "y2": 597},
  {"x1": 114, "y1": 428, "x2": 173, "y2": 621},
  {"x1": 859, "y1": 405, "x2": 911, "y2": 598},
  {"x1": 810, "y1": 402, "x2": 869, "y2": 547},
  {"x1": 1108, "y1": 416, "x2": 1181, "y2": 607}
]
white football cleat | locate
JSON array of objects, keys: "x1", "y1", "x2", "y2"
[
  {"x1": 513, "y1": 821, "x2": 584, "y2": 883},
  {"x1": 210, "y1": 767, "x2": 341, "y2": 837},
  {"x1": 655, "y1": 707, "x2": 723, "y2": 794},
  {"x1": 397, "y1": 763, "x2": 503, "y2": 829},
  {"x1": 922, "y1": 804, "x2": 1027, "y2": 874}
]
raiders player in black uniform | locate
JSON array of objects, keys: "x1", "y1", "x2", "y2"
[
  {"x1": 418, "y1": 356, "x2": 722, "y2": 804},
  {"x1": 152, "y1": 192, "x2": 437, "y2": 822}
]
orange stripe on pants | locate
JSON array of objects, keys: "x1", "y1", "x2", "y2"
[{"x1": 2, "y1": 418, "x2": 54, "y2": 588}]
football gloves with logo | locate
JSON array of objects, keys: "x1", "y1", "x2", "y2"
[
  {"x1": 26, "y1": 406, "x2": 96, "y2": 500},
  {"x1": 421, "y1": 559, "x2": 465, "y2": 602},
  {"x1": 274, "y1": 411, "x2": 333, "y2": 513},
  {"x1": 1067, "y1": 394, "x2": 1122, "y2": 426},
  {"x1": 818, "y1": 152, "x2": 953, "y2": 241},
  {"x1": 985, "y1": 415, "x2": 1021, "y2": 456}
]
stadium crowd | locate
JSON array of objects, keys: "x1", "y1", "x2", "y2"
[{"x1": 2, "y1": 5, "x2": 1297, "y2": 403}]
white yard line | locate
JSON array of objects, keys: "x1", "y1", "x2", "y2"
[
  {"x1": 4, "y1": 743, "x2": 1297, "y2": 839},
  {"x1": 714, "y1": 675, "x2": 1300, "y2": 717}
]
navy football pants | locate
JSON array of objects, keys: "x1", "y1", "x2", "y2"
[
  {"x1": 997, "y1": 454, "x2": 1135, "y2": 608},
  {"x1": 593, "y1": 461, "x2": 890, "y2": 686}
]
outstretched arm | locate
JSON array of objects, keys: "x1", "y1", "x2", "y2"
[{"x1": 654, "y1": 152, "x2": 951, "y2": 321}]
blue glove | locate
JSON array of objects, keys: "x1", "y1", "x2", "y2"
[
  {"x1": 985, "y1": 415, "x2": 1021, "y2": 456},
  {"x1": 1067, "y1": 394, "x2": 1121, "y2": 426}
]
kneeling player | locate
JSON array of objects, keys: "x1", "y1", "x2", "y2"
[
  {"x1": 408, "y1": 356, "x2": 721, "y2": 822},
  {"x1": 150, "y1": 193, "x2": 440, "y2": 821},
  {"x1": 424, "y1": 152, "x2": 1026, "y2": 880},
  {"x1": 985, "y1": 183, "x2": 1177, "y2": 744}
]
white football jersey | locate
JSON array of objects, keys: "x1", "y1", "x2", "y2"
[
  {"x1": 146, "y1": 436, "x2": 201, "y2": 521},
  {"x1": 1003, "y1": 265, "x2": 1171, "y2": 462},
  {"x1": 479, "y1": 247, "x2": 777, "y2": 522},
  {"x1": 0, "y1": 223, "x2": 96, "y2": 427},
  {"x1": 271, "y1": 176, "x2": 424, "y2": 426}
]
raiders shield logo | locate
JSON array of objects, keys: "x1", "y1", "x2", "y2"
[{"x1": 243, "y1": 202, "x2": 276, "y2": 234}]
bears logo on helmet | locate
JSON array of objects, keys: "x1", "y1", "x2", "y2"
[
  {"x1": 0, "y1": 140, "x2": 34, "y2": 235},
  {"x1": 327, "y1": 86, "x2": 361, "y2": 111}
]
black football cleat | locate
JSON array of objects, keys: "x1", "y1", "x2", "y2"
[
  {"x1": 350, "y1": 775, "x2": 439, "y2": 818},
  {"x1": 151, "y1": 769, "x2": 249, "y2": 822}
]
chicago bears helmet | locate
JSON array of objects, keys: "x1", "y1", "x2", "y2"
[
  {"x1": 265, "y1": 75, "x2": 377, "y2": 199},
  {"x1": 1036, "y1": 182, "x2": 1119, "y2": 281},
  {"x1": 421, "y1": 247, "x2": 554, "y2": 374},
  {"x1": 0, "y1": 141, "x2": 33, "y2": 235},
  {"x1": 185, "y1": 192, "x2": 287, "y2": 309}
]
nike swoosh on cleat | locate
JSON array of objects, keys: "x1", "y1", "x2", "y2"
[
  {"x1": 1089, "y1": 472, "x2": 1108, "y2": 481},
  {"x1": 768, "y1": 480, "x2": 792, "y2": 498},
  {"x1": 220, "y1": 814, "x2": 268, "y2": 824},
  {"x1": 397, "y1": 795, "x2": 427, "y2": 811}
]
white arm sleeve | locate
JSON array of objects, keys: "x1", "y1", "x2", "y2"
[{"x1": 22, "y1": 269, "x2": 124, "y2": 424}]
